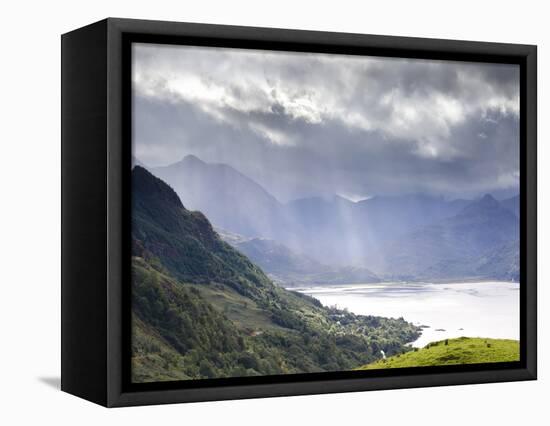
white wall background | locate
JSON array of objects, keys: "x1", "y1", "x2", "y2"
[{"x1": 0, "y1": 0, "x2": 545, "y2": 424}]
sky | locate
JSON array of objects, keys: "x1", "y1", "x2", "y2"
[{"x1": 132, "y1": 43, "x2": 520, "y2": 202}]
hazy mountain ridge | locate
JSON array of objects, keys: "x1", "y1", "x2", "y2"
[
  {"x1": 380, "y1": 194, "x2": 519, "y2": 280},
  {"x1": 354, "y1": 194, "x2": 470, "y2": 245},
  {"x1": 148, "y1": 156, "x2": 519, "y2": 283},
  {"x1": 151, "y1": 155, "x2": 289, "y2": 239},
  {"x1": 218, "y1": 232, "x2": 379, "y2": 286}
]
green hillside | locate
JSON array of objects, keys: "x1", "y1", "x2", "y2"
[
  {"x1": 131, "y1": 166, "x2": 421, "y2": 382},
  {"x1": 357, "y1": 337, "x2": 520, "y2": 370}
]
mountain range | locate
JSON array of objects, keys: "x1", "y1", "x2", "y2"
[
  {"x1": 131, "y1": 166, "x2": 419, "y2": 382},
  {"x1": 380, "y1": 194, "x2": 519, "y2": 280},
  {"x1": 146, "y1": 155, "x2": 520, "y2": 283}
]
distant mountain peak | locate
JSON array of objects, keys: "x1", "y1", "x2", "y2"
[
  {"x1": 180, "y1": 154, "x2": 206, "y2": 166},
  {"x1": 469, "y1": 193, "x2": 501, "y2": 210},
  {"x1": 150, "y1": 155, "x2": 283, "y2": 238},
  {"x1": 132, "y1": 156, "x2": 146, "y2": 168},
  {"x1": 480, "y1": 193, "x2": 498, "y2": 203},
  {"x1": 456, "y1": 193, "x2": 517, "y2": 222}
]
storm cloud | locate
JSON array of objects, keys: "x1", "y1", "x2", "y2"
[{"x1": 132, "y1": 43, "x2": 519, "y2": 202}]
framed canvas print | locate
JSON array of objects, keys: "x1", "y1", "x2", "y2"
[{"x1": 61, "y1": 18, "x2": 537, "y2": 407}]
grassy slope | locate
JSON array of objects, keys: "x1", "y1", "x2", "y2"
[{"x1": 357, "y1": 337, "x2": 519, "y2": 370}]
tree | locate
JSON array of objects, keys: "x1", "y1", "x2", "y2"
[{"x1": 199, "y1": 359, "x2": 215, "y2": 378}]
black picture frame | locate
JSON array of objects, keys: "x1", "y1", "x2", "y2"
[{"x1": 61, "y1": 17, "x2": 537, "y2": 407}]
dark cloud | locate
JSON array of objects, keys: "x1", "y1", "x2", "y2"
[{"x1": 132, "y1": 43, "x2": 519, "y2": 202}]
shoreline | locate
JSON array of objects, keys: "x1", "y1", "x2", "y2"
[
  {"x1": 289, "y1": 279, "x2": 520, "y2": 293},
  {"x1": 296, "y1": 280, "x2": 520, "y2": 348}
]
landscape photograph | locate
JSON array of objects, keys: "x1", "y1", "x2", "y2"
[{"x1": 130, "y1": 42, "x2": 520, "y2": 383}]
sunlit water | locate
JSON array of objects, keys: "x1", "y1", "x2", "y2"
[{"x1": 295, "y1": 281, "x2": 520, "y2": 348}]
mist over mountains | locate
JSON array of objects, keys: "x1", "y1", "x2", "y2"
[
  {"x1": 380, "y1": 194, "x2": 519, "y2": 281},
  {"x1": 216, "y1": 231, "x2": 380, "y2": 286},
  {"x1": 146, "y1": 155, "x2": 519, "y2": 284},
  {"x1": 152, "y1": 155, "x2": 289, "y2": 239},
  {"x1": 131, "y1": 166, "x2": 419, "y2": 381}
]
